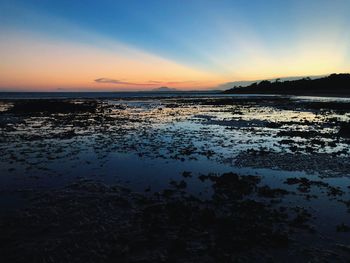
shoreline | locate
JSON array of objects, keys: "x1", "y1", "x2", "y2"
[{"x1": 1, "y1": 96, "x2": 350, "y2": 262}]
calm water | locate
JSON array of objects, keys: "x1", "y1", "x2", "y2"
[
  {"x1": 0, "y1": 91, "x2": 221, "y2": 99},
  {"x1": 1, "y1": 91, "x2": 350, "y2": 103},
  {"x1": 1, "y1": 93, "x2": 350, "y2": 254}
]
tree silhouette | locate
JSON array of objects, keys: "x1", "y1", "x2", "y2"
[{"x1": 224, "y1": 73, "x2": 350, "y2": 96}]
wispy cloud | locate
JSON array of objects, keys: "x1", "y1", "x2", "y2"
[
  {"x1": 94, "y1": 78, "x2": 197, "y2": 86},
  {"x1": 94, "y1": 78, "x2": 153, "y2": 86}
]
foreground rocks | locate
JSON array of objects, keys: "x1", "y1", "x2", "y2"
[
  {"x1": 0, "y1": 174, "x2": 339, "y2": 263},
  {"x1": 235, "y1": 150, "x2": 350, "y2": 177},
  {"x1": 1, "y1": 97, "x2": 350, "y2": 262}
]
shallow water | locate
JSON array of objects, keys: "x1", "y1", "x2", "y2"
[{"x1": 1, "y1": 95, "x2": 350, "y2": 261}]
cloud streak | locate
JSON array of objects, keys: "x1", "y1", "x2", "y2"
[
  {"x1": 94, "y1": 78, "x2": 196, "y2": 86},
  {"x1": 94, "y1": 78, "x2": 153, "y2": 86}
]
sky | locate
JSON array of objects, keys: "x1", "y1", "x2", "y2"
[{"x1": 0, "y1": 0, "x2": 349, "y2": 91}]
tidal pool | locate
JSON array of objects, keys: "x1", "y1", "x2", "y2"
[{"x1": 0, "y1": 95, "x2": 350, "y2": 262}]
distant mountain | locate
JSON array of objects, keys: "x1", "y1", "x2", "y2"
[
  {"x1": 152, "y1": 86, "x2": 177, "y2": 92},
  {"x1": 223, "y1": 73, "x2": 350, "y2": 96}
]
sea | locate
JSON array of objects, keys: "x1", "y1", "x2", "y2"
[{"x1": 1, "y1": 91, "x2": 350, "y2": 102}]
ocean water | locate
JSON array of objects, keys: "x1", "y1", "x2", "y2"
[
  {"x1": 0, "y1": 91, "x2": 221, "y2": 99},
  {"x1": 1, "y1": 91, "x2": 350, "y2": 103},
  {"x1": 1, "y1": 92, "x2": 350, "y2": 258}
]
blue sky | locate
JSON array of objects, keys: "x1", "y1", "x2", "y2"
[{"x1": 0, "y1": 0, "x2": 349, "y2": 90}]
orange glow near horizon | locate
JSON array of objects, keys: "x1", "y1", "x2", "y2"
[
  {"x1": 1, "y1": 0, "x2": 350, "y2": 92},
  {"x1": 0, "y1": 31, "x2": 225, "y2": 91},
  {"x1": 1, "y1": 25, "x2": 349, "y2": 91}
]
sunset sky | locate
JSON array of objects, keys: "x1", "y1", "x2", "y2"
[{"x1": 1, "y1": 0, "x2": 349, "y2": 91}]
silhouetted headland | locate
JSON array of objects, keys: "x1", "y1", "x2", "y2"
[{"x1": 224, "y1": 73, "x2": 350, "y2": 96}]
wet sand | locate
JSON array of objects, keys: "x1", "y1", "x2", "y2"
[{"x1": 0, "y1": 96, "x2": 350, "y2": 262}]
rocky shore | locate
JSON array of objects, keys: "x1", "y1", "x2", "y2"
[{"x1": 0, "y1": 96, "x2": 350, "y2": 262}]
